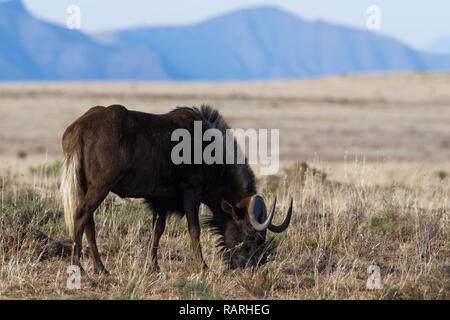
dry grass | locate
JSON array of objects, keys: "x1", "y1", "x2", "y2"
[
  {"x1": 0, "y1": 160, "x2": 448, "y2": 300},
  {"x1": 0, "y1": 73, "x2": 449, "y2": 299}
]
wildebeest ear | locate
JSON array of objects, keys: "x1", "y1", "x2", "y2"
[
  {"x1": 221, "y1": 200, "x2": 240, "y2": 221},
  {"x1": 221, "y1": 200, "x2": 234, "y2": 214},
  {"x1": 235, "y1": 197, "x2": 251, "y2": 209}
]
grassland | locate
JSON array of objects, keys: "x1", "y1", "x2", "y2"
[
  {"x1": 0, "y1": 160, "x2": 448, "y2": 299},
  {"x1": 0, "y1": 73, "x2": 449, "y2": 299}
]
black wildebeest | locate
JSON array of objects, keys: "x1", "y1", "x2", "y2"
[{"x1": 61, "y1": 105, "x2": 292, "y2": 274}]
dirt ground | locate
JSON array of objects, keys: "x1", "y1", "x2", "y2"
[{"x1": 0, "y1": 72, "x2": 449, "y2": 168}]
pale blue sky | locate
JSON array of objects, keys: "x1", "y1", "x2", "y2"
[{"x1": 20, "y1": 0, "x2": 450, "y2": 48}]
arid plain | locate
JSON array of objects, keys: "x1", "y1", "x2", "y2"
[
  {"x1": 0, "y1": 73, "x2": 448, "y2": 299},
  {"x1": 1, "y1": 72, "x2": 450, "y2": 163}
]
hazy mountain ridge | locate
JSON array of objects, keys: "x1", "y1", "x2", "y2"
[
  {"x1": 104, "y1": 7, "x2": 450, "y2": 80},
  {"x1": 0, "y1": 0, "x2": 449, "y2": 80},
  {"x1": 424, "y1": 35, "x2": 450, "y2": 55}
]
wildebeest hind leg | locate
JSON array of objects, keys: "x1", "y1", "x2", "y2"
[{"x1": 85, "y1": 215, "x2": 108, "y2": 275}]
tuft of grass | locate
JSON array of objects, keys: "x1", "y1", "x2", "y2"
[
  {"x1": 237, "y1": 267, "x2": 280, "y2": 298},
  {"x1": 28, "y1": 160, "x2": 62, "y2": 178},
  {"x1": 114, "y1": 278, "x2": 141, "y2": 300},
  {"x1": 17, "y1": 151, "x2": 27, "y2": 159},
  {"x1": 369, "y1": 196, "x2": 414, "y2": 239},
  {"x1": 299, "y1": 238, "x2": 318, "y2": 250},
  {"x1": 369, "y1": 214, "x2": 414, "y2": 239},
  {"x1": 172, "y1": 275, "x2": 222, "y2": 300},
  {"x1": 378, "y1": 277, "x2": 448, "y2": 300},
  {"x1": 436, "y1": 170, "x2": 447, "y2": 181}
]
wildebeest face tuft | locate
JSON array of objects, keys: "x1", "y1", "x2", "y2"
[{"x1": 220, "y1": 195, "x2": 292, "y2": 269}]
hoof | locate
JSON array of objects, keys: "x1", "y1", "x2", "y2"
[
  {"x1": 76, "y1": 265, "x2": 86, "y2": 275},
  {"x1": 151, "y1": 263, "x2": 161, "y2": 273},
  {"x1": 97, "y1": 268, "x2": 109, "y2": 276}
]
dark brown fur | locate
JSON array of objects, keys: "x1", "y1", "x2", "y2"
[{"x1": 62, "y1": 104, "x2": 269, "y2": 273}]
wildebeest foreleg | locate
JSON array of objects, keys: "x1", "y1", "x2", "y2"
[
  {"x1": 184, "y1": 194, "x2": 207, "y2": 270},
  {"x1": 150, "y1": 213, "x2": 166, "y2": 271}
]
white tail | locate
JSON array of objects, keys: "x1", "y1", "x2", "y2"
[{"x1": 60, "y1": 147, "x2": 84, "y2": 238}]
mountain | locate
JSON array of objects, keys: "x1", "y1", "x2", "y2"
[
  {"x1": 1, "y1": 1, "x2": 449, "y2": 80},
  {"x1": 99, "y1": 6, "x2": 450, "y2": 80},
  {"x1": 0, "y1": 0, "x2": 167, "y2": 80},
  {"x1": 424, "y1": 36, "x2": 450, "y2": 55}
]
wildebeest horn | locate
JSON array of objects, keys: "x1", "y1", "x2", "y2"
[
  {"x1": 268, "y1": 198, "x2": 293, "y2": 233},
  {"x1": 248, "y1": 195, "x2": 275, "y2": 231}
]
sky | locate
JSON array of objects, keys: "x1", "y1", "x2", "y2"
[{"x1": 19, "y1": 0, "x2": 450, "y2": 48}]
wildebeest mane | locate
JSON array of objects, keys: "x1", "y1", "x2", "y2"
[
  {"x1": 170, "y1": 105, "x2": 256, "y2": 197},
  {"x1": 198, "y1": 105, "x2": 256, "y2": 196}
]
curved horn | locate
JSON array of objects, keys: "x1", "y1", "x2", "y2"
[
  {"x1": 248, "y1": 196, "x2": 275, "y2": 231},
  {"x1": 268, "y1": 198, "x2": 293, "y2": 233}
]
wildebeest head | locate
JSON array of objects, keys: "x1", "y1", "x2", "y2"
[
  {"x1": 217, "y1": 195, "x2": 293, "y2": 269},
  {"x1": 199, "y1": 105, "x2": 293, "y2": 268}
]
